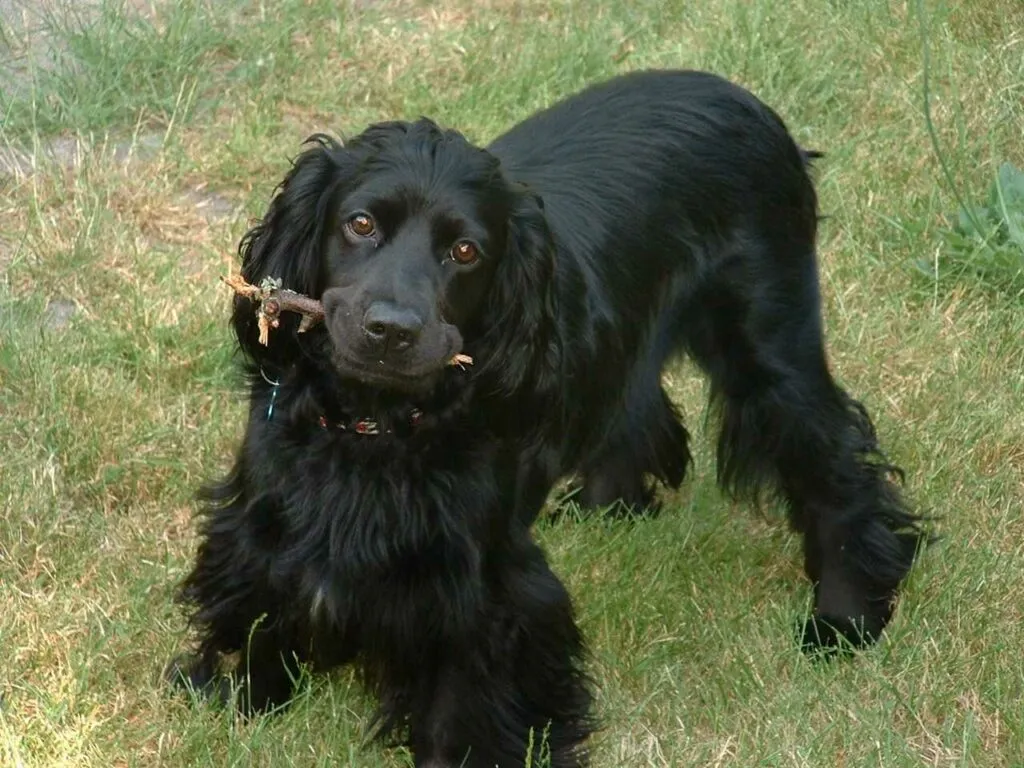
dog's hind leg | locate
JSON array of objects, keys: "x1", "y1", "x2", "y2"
[{"x1": 683, "y1": 246, "x2": 924, "y2": 654}]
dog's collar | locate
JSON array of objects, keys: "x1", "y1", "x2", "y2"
[
  {"x1": 317, "y1": 409, "x2": 423, "y2": 435},
  {"x1": 260, "y1": 366, "x2": 424, "y2": 436}
]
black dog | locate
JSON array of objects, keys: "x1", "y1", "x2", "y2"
[{"x1": 170, "y1": 69, "x2": 923, "y2": 767}]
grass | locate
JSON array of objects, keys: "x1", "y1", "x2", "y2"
[
  {"x1": 919, "y1": 161, "x2": 1024, "y2": 295},
  {"x1": 1, "y1": 0, "x2": 1023, "y2": 765}
]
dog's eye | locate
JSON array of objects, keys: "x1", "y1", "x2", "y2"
[
  {"x1": 450, "y1": 241, "x2": 479, "y2": 265},
  {"x1": 346, "y1": 214, "x2": 376, "y2": 239}
]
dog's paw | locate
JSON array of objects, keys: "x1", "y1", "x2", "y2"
[
  {"x1": 799, "y1": 614, "x2": 881, "y2": 658},
  {"x1": 553, "y1": 482, "x2": 662, "y2": 522},
  {"x1": 164, "y1": 652, "x2": 232, "y2": 704},
  {"x1": 604, "y1": 500, "x2": 663, "y2": 522}
]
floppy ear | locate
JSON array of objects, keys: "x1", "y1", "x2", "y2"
[
  {"x1": 231, "y1": 134, "x2": 343, "y2": 367},
  {"x1": 474, "y1": 189, "x2": 563, "y2": 401}
]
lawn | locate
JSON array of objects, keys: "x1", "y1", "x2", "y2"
[{"x1": 1, "y1": 0, "x2": 1022, "y2": 765}]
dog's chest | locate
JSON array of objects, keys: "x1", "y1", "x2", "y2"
[{"x1": 267, "y1": 436, "x2": 500, "y2": 625}]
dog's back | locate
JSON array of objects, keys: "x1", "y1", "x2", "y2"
[{"x1": 488, "y1": 69, "x2": 817, "y2": 264}]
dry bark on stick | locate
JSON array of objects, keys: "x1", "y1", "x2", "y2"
[{"x1": 221, "y1": 274, "x2": 325, "y2": 345}]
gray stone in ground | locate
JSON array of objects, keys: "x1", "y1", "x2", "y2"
[
  {"x1": 112, "y1": 132, "x2": 165, "y2": 166},
  {"x1": 0, "y1": 136, "x2": 81, "y2": 175},
  {"x1": 0, "y1": 0, "x2": 101, "y2": 99},
  {"x1": 41, "y1": 135, "x2": 82, "y2": 167},
  {"x1": 0, "y1": 0, "x2": 155, "y2": 102},
  {"x1": 185, "y1": 186, "x2": 239, "y2": 222},
  {"x1": 42, "y1": 297, "x2": 76, "y2": 330},
  {"x1": 1, "y1": 131, "x2": 167, "y2": 177},
  {"x1": 0, "y1": 146, "x2": 33, "y2": 176}
]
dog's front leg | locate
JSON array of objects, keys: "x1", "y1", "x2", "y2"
[
  {"x1": 407, "y1": 659, "x2": 476, "y2": 768},
  {"x1": 408, "y1": 538, "x2": 593, "y2": 768}
]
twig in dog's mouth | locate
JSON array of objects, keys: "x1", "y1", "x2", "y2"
[
  {"x1": 222, "y1": 274, "x2": 324, "y2": 345},
  {"x1": 222, "y1": 274, "x2": 474, "y2": 368}
]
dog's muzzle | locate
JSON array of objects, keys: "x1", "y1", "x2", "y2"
[{"x1": 320, "y1": 288, "x2": 464, "y2": 391}]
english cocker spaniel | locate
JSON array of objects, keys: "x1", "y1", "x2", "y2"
[{"x1": 169, "y1": 69, "x2": 923, "y2": 768}]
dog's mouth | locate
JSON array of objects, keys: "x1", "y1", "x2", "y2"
[{"x1": 331, "y1": 350, "x2": 459, "y2": 393}]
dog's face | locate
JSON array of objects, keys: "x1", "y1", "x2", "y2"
[
  {"x1": 318, "y1": 125, "x2": 514, "y2": 392},
  {"x1": 234, "y1": 119, "x2": 560, "y2": 399}
]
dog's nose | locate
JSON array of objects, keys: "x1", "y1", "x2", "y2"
[{"x1": 362, "y1": 303, "x2": 423, "y2": 352}]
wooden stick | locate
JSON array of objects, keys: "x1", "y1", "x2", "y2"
[{"x1": 222, "y1": 274, "x2": 326, "y2": 345}]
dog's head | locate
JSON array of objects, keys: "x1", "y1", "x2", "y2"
[{"x1": 234, "y1": 119, "x2": 559, "y2": 399}]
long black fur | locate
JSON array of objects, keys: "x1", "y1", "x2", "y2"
[{"x1": 170, "y1": 69, "x2": 924, "y2": 767}]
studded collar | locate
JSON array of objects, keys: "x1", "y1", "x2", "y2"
[
  {"x1": 261, "y1": 366, "x2": 425, "y2": 436},
  {"x1": 316, "y1": 409, "x2": 423, "y2": 435}
]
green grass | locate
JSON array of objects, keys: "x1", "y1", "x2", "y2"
[
  {"x1": 2, "y1": 0, "x2": 1023, "y2": 765},
  {"x1": 918, "y1": 161, "x2": 1024, "y2": 295}
]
